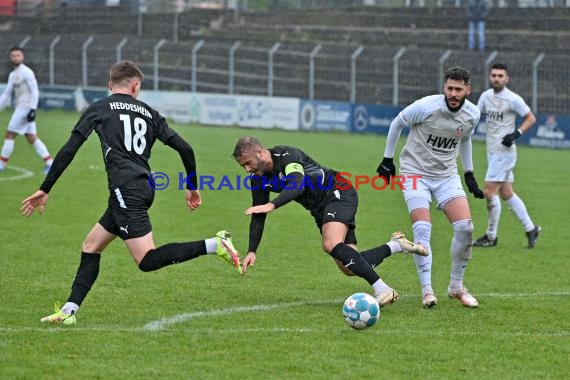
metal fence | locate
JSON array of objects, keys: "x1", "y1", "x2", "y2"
[
  {"x1": 6, "y1": 33, "x2": 569, "y2": 114},
  {"x1": 7, "y1": 0, "x2": 570, "y2": 17}
]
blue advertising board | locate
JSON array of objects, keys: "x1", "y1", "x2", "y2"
[
  {"x1": 350, "y1": 102, "x2": 570, "y2": 150},
  {"x1": 350, "y1": 103, "x2": 402, "y2": 134},
  {"x1": 299, "y1": 100, "x2": 352, "y2": 132},
  {"x1": 39, "y1": 86, "x2": 108, "y2": 111},
  {"x1": 474, "y1": 113, "x2": 570, "y2": 149}
]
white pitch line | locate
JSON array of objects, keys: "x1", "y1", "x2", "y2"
[
  {"x1": 0, "y1": 292, "x2": 567, "y2": 334},
  {"x1": 144, "y1": 300, "x2": 332, "y2": 331},
  {"x1": 0, "y1": 165, "x2": 35, "y2": 181},
  {"x1": 144, "y1": 291, "x2": 569, "y2": 331}
]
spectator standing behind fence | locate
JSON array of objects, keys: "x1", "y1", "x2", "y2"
[{"x1": 467, "y1": 0, "x2": 488, "y2": 51}]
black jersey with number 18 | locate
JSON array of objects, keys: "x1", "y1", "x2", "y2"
[{"x1": 72, "y1": 93, "x2": 177, "y2": 189}]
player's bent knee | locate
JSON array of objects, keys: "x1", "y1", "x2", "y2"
[
  {"x1": 82, "y1": 240, "x2": 99, "y2": 253},
  {"x1": 499, "y1": 188, "x2": 513, "y2": 200},
  {"x1": 138, "y1": 249, "x2": 158, "y2": 272},
  {"x1": 322, "y1": 241, "x2": 338, "y2": 254},
  {"x1": 452, "y1": 219, "x2": 474, "y2": 251},
  {"x1": 453, "y1": 219, "x2": 474, "y2": 233}
]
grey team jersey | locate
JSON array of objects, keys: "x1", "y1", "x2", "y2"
[
  {"x1": 477, "y1": 87, "x2": 530, "y2": 153},
  {"x1": 0, "y1": 63, "x2": 39, "y2": 109},
  {"x1": 398, "y1": 94, "x2": 480, "y2": 178}
]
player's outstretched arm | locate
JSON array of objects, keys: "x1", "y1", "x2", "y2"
[
  {"x1": 165, "y1": 134, "x2": 198, "y2": 190},
  {"x1": 242, "y1": 252, "x2": 257, "y2": 274},
  {"x1": 245, "y1": 203, "x2": 275, "y2": 215},
  {"x1": 185, "y1": 189, "x2": 202, "y2": 211},
  {"x1": 21, "y1": 190, "x2": 49, "y2": 217}
]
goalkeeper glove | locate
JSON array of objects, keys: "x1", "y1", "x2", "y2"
[
  {"x1": 464, "y1": 171, "x2": 484, "y2": 199},
  {"x1": 26, "y1": 109, "x2": 36, "y2": 122},
  {"x1": 376, "y1": 157, "x2": 396, "y2": 184},
  {"x1": 501, "y1": 129, "x2": 521, "y2": 147}
]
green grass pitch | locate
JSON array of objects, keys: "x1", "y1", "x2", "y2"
[{"x1": 0, "y1": 109, "x2": 568, "y2": 379}]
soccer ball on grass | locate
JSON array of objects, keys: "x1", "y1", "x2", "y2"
[{"x1": 342, "y1": 292, "x2": 380, "y2": 330}]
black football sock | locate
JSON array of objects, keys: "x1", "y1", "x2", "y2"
[
  {"x1": 138, "y1": 241, "x2": 207, "y2": 272},
  {"x1": 68, "y1": 252, "x2": 101, "y2": 306},
  {"x1": 330, "y1": 243, "x2": 380, "y2": 285},
  {"x1": 360, "y1": 244, "x2": 392, "y2": 268}
]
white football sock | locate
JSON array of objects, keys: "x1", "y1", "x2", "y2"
[
  {"x1": 62, "y1": 302, "x2": 79, "y2": 315},
  {"x1": 1, "y1": 138, "x2": 15, "y2": 162},
  {"x1": 32, "y1": 139, "x2": 52, "y2": 164},
  {"x1": 450, "y1": 219, "x2": 474, "y2": 289},
  {"x1": 386, "y1": 240, "x2": 401, "y2": 253},
  {"x1": 412, "y1": 221, "x2": 433, "y2": 293},
  {"x1": 422, "y1": 284, "x2": 434, "y2": 295},
  {"x1": 506, "y1": 193, "x2": 535, "y2": 232},
  {"x1": 205, "y1": 237, "x2": 218, "y2": 254},
  {"x1": 486, "y1": 194, "x2": 501, "y2": 239},
  {"x1": 372, "y1": 278, "x2": 391, "y2": 294}
]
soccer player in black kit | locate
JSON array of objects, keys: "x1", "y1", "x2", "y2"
[
  {"x1": 232, "y1": 137, "x2": 428, "y2": 307},
  {"x1": 21, "y1": 61, "x2": 242, "y2": 325}
]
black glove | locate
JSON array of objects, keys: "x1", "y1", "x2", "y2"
[
  {"x1": 26, "y1": 109, "x2": 36, "y2": 122},
  {"x1": 464, "y1": 171, "x2": 484, "y2": 199},
  {"x1": 501, "y1": 129, "x2": 521, "y2": 147},
  {"x1": 376, "y1": 157, "x2": 396, "y2": 184}
]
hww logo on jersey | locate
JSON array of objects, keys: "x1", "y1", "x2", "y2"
[{"x1": 426, "y1": 134, "x2": 459, "y2": 150}]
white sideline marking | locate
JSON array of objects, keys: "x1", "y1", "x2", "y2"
[
  {"x1": 144, "y1": 291, "x2": 569, "y2": 331},
  {"x1": 0, "y1": 292, "x2": 567, "y2": 334},
  {"x1": 0, "y1": 165, "x2": 34, "y2": 181},
  {"x1": 144, "y1": 300, "x2": 331, "y2": 331}
]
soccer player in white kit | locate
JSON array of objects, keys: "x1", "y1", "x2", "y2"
[
  {"x1": 0, "y1": 47, "x2": 53, "y2": 174},
  {"x1": 472, "y1": 63, "x2": 541, "y2": 249},
  {"x1": 376, "y1": 67, "x2": 485, "y2": 308}
]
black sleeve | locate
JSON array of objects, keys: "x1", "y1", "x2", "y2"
[
  {"x1": 154, "y1": 113, "x2": 177, "y2": 143},
  {"x1": 248, "y1": 180, "x2": 270, "y2": 253},
  {"x1": 72, "y1": 104, "x2": 98, "y2": 139},
  {"x1": 39, "y1": 132, "x2": 86, "y2": 194},
  {"x1": 270, "y1": 171, "x2": 304, "y2": 209},
  {"x1": 164, "y1": 134, "x2": 197, "y2": 189}
]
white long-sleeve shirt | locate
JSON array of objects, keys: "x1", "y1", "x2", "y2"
[
  {"x1": 0, "y1": 63, "x2": 39, "y2": 110},
  {"x1": 477, "y1": 87, "x2": 530, "y2": 153},
  {"x1": 384, "y1": 94, "x2": 481, "y2": 178}
]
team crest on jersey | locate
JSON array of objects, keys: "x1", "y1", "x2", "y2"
[{"x1": 455, "y1": 125, "x2": 464, "y2": 136}]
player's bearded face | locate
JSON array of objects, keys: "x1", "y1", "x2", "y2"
[
  {"x1": 252, "y1": 154, "x2": 269, "y2": 176},
  {"x1": 237, "y1": 150, "x2": 268, "y2": 176},
  {"x1": 489, "y1": 69, "x2": 509, "y2": 91},
  {"x1": 444, "y1": 79, "x2": 471, "y2": 112},
  {"x1": 9, "y1": 51, "x2": 23, "y2": 66}
]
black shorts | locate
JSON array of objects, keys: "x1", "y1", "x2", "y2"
[
  {"x1": 98, "y1": 176, "x2": 155, "y2": 240},
  {"x1": 311, "y1": 186, "x2": 358, "y2": 245}
]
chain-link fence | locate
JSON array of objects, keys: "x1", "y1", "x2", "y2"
[
  {"x1": 0, "y1": 1, "x2": 567, "y2": 114},
  {"x1": 5, "y1": 0, "x2": 570, "y2": 17},
  {"x1": 3, "y1": 33, "x2": 566, "y2": 114}
]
